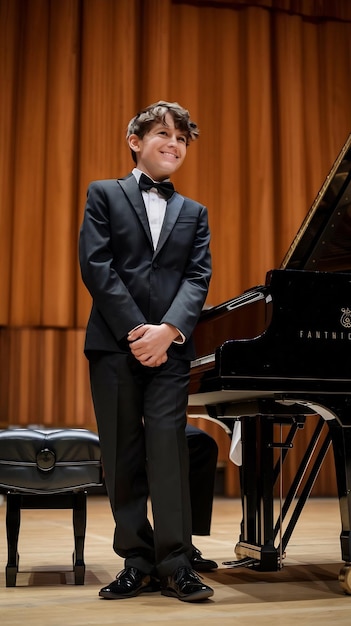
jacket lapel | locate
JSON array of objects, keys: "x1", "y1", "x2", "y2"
[{"x1": 119, "y1": 174, "x2": 153, "y2": 246}]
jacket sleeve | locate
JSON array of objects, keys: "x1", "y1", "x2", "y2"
[
  {"x1": 160, "y1": 204, "x2": 212, "y2": 340},
  {"x1": 79, "y1": 181, "x2": 147, "y2": 342}
]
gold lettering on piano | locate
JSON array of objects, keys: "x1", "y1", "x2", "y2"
[{"x1": 299, "y1": 330, "x2": 351, "y2": 340}]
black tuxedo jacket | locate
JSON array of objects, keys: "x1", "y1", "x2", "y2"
[{"x1": 79, "y1": 173, "x2": 212, "y2": 361}]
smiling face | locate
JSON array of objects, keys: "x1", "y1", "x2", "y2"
[{"x1": 128, "y1": 112, "x2": 188, "y2": 181}]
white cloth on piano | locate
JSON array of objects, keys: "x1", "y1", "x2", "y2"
[{"x1": 229, "y1": 420, "x2": 242, "y2": 466}]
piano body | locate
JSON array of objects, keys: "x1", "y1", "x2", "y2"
[{"x1": 188, "y1": 133, "x2": 351, "y2": 592}]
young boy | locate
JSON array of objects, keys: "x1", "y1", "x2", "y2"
[{"x1": 79, "y1": 101, "x2": 213, "y2": 602}]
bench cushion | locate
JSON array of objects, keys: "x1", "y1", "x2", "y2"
[{"x1": 0, "y1": 428, "x2": 102, "y2": 493}]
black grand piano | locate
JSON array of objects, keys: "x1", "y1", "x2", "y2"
[{"x1": 188, "y1": 133, "x2": 351, "y2": 593}]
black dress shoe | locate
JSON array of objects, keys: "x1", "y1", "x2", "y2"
[
  {"x1": 161, "y1": 566, "x2": 214, "y2": 602},
  {"x1": 99, "y1": 567, "x2": 160, "y2": 599},
  {"x1": 190, "y1": 545, "x2": 218, "y2": 572}
]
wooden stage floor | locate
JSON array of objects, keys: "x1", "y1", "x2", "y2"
[{"x1": 1, "y1": 495, "x2": 350, "y2": 625}]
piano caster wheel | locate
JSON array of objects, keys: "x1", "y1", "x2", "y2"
[{"x1": 338, "y1": 563, "x2": 351, "y2": 594}]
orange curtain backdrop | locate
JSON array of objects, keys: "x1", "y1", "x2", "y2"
[
  {"x1": 0, "y1": 327, "x2": 95, "y2": 428},
  {"x1": 1, "y1": 0, "x2": 350, "y2": 326},
  {"x1": 0, "y1": 0, "x2": 80, "y2": 326}
]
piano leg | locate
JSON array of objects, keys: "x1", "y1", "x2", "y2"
[
  {"x1": 327, "y1": 416, "x2": 351, "y2": 594},
  {"x1": 231, "y1": 409, "x2": 327, "y2": 573},
  {"x1": 234, "y1": 415, "x2": 279, "y2": 571}
]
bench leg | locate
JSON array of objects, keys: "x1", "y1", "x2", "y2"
[
  {"x1": 72, "y1": 491, "x2": 86, "y2": 584},
  {"x1": 6, "y1": 494, "x2": 21, "y2": 587},
  {"x1": 4, "y1": 491, "x2": 88, "y2": 585}
]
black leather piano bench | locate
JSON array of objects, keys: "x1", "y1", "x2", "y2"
[{"x1": 0, "y1": 427, "x2": 103, "y2": 587}]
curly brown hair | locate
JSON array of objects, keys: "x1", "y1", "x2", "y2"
[{"x1": 126, "y1": 100, "x2": 199, "y2": 164}]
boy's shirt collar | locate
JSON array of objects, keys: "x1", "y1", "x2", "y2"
[{"x1": 132, "y1": 168, "x2": 171, "y2": 183}]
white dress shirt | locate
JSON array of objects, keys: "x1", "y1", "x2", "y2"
[{"x1": 133, "y1": 168, "x2": 167, "y2": 249}]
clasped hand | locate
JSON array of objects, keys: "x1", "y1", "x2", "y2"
[{"x1": 127, "y1": 323, "x2": 179, "y2": 367}]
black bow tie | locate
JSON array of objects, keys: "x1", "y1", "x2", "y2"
[{"x1": 139, "y1": 173, "x2": 175, "y2": 200}]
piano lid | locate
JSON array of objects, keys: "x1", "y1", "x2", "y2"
[{"x1": 280, "y1": 133, "x2": 351, "y2": 272}]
